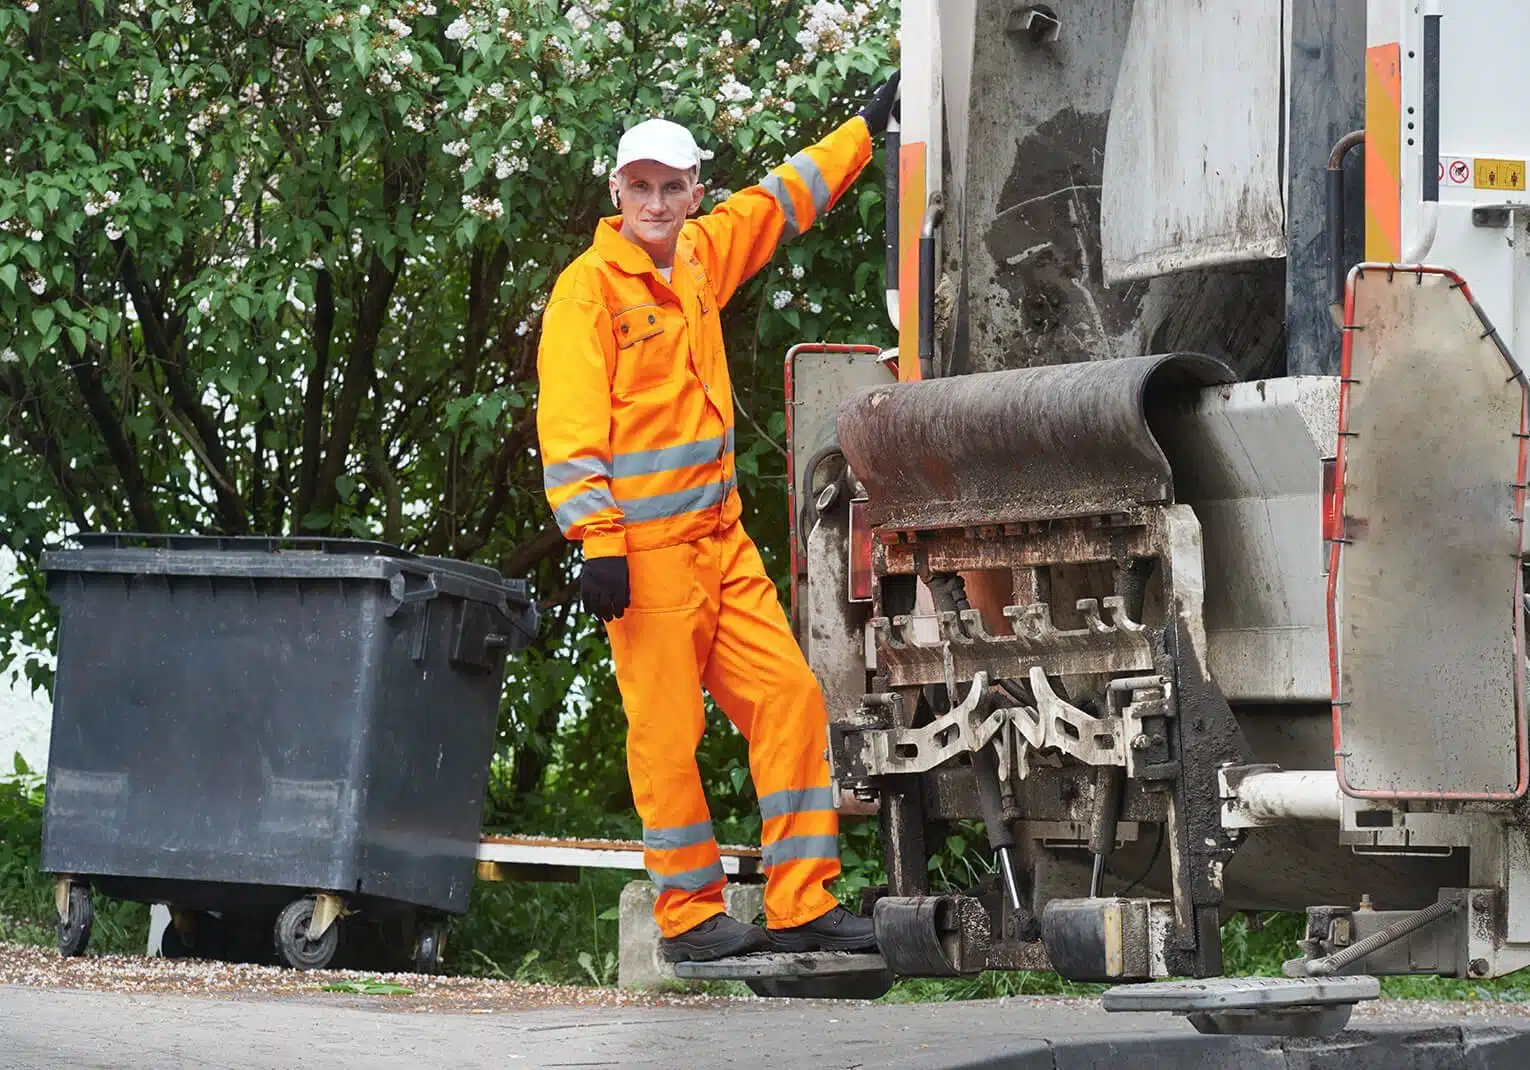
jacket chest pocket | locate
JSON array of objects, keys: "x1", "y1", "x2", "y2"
[{"x1": 612, "y1": 304, "x2": 677, "y2": 394}]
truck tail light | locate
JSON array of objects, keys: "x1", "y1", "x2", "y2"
[
  {"x1": 848, "y1": 498, "x2": 873, "y2": 603},
  {"x1": 1322, "y1": 458, "x2": 1340, "y2": 542}
]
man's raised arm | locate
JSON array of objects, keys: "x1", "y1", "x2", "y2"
[{"x1": 689, "y1": 73, "x2": 900, "y2": 308}]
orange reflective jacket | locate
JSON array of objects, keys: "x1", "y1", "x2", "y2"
[{"x1": 536, "y1": 116, "x2": 873, "y2": 558}]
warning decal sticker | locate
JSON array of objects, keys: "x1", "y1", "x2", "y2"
[{"x1": 1474, "y1": 158, "x2": 1526, "y2": 191}]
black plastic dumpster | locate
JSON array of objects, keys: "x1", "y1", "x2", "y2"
[{"x1": 38, "y1": 534, "x2": 539, "y2": 971}]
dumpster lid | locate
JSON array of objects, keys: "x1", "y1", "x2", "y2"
[{"x1": 42, "y1": 534, "x2": 533, "y2": 610}]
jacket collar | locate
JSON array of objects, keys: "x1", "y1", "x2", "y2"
[{"x1": 593, "y1": 216, "x2": 692, "y2": 279}]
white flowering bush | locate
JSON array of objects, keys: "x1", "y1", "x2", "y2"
[{"x1": 0, "y1": 0, "x2": 895, "y2": 795}]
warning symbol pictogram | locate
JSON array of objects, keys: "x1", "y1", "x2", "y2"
[{"x1": 1449, "y1": 159, "x2": 1471, "y2": 185}]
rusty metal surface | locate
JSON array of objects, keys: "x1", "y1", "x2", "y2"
[
  {"x1": 837, "y1": 353, "x2": 1235, "y2": 531},
  {"x1": 1332, "y1": 268, "x2": 1530, "y2": 799},
  {"x1": 871, "y1": 605, "x2": 1155, "y2": 689},
  {"x1": 879, "y1": 518, "x2": 1159, "y2": 575}
]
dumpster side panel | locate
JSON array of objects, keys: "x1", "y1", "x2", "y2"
[
  {"x1": 355, "y1": 592, "x2": 507, "y2": 915},
  {"x1": 40, "y1": 571, "x2": 373, "y2": 895}
]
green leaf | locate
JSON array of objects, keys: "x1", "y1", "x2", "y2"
[
  {"x1": 103, "y1": 34, "x2": 120, "y2": 60},
  {"x1": 319, "y1": 979, "x2": 414, "y2": 996},
  {"x1": 67, "y1": 326, "x2": 87, "y2": 353},
  {"x1": 41, "y1": 187, "x2": 60, "y2": 213},
  {"x1": 231, "y1": 295, "x2": 252, "y2": 321},
  {"x1": 13, "y1": 751, "x2": 29, "y2": 776},
  {"x1": 0, "y1": 264, "x2": 15, "y2": 293},
  {"x1": 31, "y1": 307, "x2": 54, "y2": 335},
  {"x1": 306, "y1": 38, "x2": 323, "y2": 64}
]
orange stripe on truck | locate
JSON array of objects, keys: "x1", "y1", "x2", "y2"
[
  {"x1": 1365, "y1": 43, "x2": 1403, "y2": 261},
  {"x1": 897, "y1": 140, "x2": 926, "y2": 382}
]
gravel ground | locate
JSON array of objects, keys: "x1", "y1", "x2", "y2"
[
  {"x1": 0, "y1": 941, "x2": 737, "y2": 1013},
  {"x1": 3, "y1": 940, "x2": 1528, "y2": 1023}
]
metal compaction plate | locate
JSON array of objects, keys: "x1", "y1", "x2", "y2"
[
  {"x1": 1102, "y1": 976, "x2": 1381, "y2": 1037},
  {"x1": 674, "y1": 952, "x2": 895, "y2": 1001},
  {"x1": 1102, "y1": 975, "x2": 1380, "y2": 1012},
  {"x1": 673, "y1": 951, "x2": 888, "y2": 980}
]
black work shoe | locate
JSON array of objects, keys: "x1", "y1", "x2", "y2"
[
  {"x1": 768, "y1": 906, "x2": 878, "y2": 953},
  {"x1": 660, "y1": 913, "x2": 772, "y2": 963}
]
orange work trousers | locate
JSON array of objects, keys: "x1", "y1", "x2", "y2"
[{"x1": 606, "y1": 520, "x2": 842, "y2": 938}]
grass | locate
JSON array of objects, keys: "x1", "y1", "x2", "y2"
[{"x1": 2, "y1": 761, "x2": 1526, "y2": 1002}]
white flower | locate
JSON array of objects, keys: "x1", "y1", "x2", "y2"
[
  {"x1": 445, "y1": 17, "x2": 471, "y2": 40},
  {"x1": 727, "y1": 104, "x2": 743, "y2": 120},
  {"x1": 790, "y1": 264, "x2": 805, "y2": 280},
  {"x1": 181, "y1": 3, "x2": 194, "y2": 23},
  {"x1": 377, "y1": 68, "x2": 394, "y2": 86},
  {"x1": 496, "y1": 6, "x2": 509, "y2": 18},
  {"x1": 487, "y1": 82, "x2": 506, "y2": 99},
  {"x1": 358, "y1": 4, "x2": 371, "y2": 16},
  {"x1": 809, "y1": 301, "x2": 822, "y2": 314},
  {"x1": 711, "y1": 187, "x2": 732, "y2": 201},
  {"x1": 327, "y1": 101, "x2": 343, "y2": 117},
  {"x1": 771, "y1": 289, "x2": 793, "y2": 310},
  {"x1": 748, "y1": 38, "x2": 760, "y2": 50},
  {"x1": 27, "y1": 276, "x2": 45, "y2": 295},
  {"x1": 565, "y1": 5, "x2": 591, "y2": 32},
  {"x1": 462, "y1": 104, "x2": 480, "y2": 123},
  {"x1": 197, "y1": 297, "x2": 212, "y2": 315},
  {"x1": 719, "y1": 29, "x2": 733, "y2": 46},
  {"x1": 0, "y1": 348, "x2": 18, "y2": 363},
  {"x1": 386, "y1": 17, "x2": 411, "y2": 36},
  {"x1": 557, "y1": 138, "x2": 571, "y2": 154},
  {"x1": 591, "y1": 156, "x2": 610, "y2": 176},
  {"x1": 509, "y1": 30, "x2": 524, "y2": 43},
  {"x1": 783, "y1": 100, "x2": 796, "y2": 114},
  {"x1": 405, "y1": 113, "x2": 427, "y2": 132},
  {"x1": 395, "y1": 49, "x2": 413, "y2": 66},
  {"x1": 515, "y1": 320, "x2": 530, "y2": 336},
  {"x1": 670, "y1": 32, "x2": 686, "y2": 48},
  {"x1": 442, "y1": 139, "x2": 470, "y2": 157},
  {"x1": 420, "y1": 3, "x2": 436, "y2": 14},
  {"x1": 23, "y1": 1, "x2": 38, "y2": 12},
  {"x1": 27, "y1": 229, "x2": 43, "y2": 242},
  {"x1": 604, "y1": 20, "x2": 623, "y2": 42},
  {"x1": 84, "y1": 200, "x2": 101, "y2": 217},
  {"x1": 531, "y1": 115, "x2": 544, "y2": 129},
  {"x1": 718, "y1": 76, "x2": 752, "y2": 103}
]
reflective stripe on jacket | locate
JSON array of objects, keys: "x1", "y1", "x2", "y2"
[{"x1": 536, "y1": 115, "x2": 873, "y2": 557}]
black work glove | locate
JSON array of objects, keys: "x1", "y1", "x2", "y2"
[
  {"x1": 581, "y1": 555, "x2": 630, "y2": 622},
  {"x1": 857, "y1": 70, "x2": 901, "y2": 136}
]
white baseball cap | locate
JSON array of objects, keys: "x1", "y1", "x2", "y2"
[{"x1": 614, "y1": 118, "x2": 701, "y2": 175}]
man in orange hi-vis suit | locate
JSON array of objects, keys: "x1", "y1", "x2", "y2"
[{"x1": 535, "y1": 74, "x2": 899, "y2": 963}]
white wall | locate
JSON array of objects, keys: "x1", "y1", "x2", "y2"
[{"x1": 0, "y1": 550, "x2": 51, "y2": 776}]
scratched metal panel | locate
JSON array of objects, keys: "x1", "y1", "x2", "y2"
[
  {"x1": 1333, "y1": 269, "x2": 1528, "y2": 799},
  {"x1": 1101, "y1": 0, "x2": 1287, "y2": 283}
]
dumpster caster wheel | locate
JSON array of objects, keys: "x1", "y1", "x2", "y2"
[
  {"x1": 412, "y1": 924, "x2": 444, "y2": 975},
  {"x1": 57, "y1": 884, "x2": 93, "y2": 958},
  {"x1": 274, "y1": 897, "x2": 340, "y2": 970}
]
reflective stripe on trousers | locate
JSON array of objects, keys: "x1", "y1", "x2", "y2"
[{"x1": 607, "y1": 521, "x2": 842, "y2": 937}]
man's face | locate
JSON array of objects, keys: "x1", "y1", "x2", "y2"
[{"x1": 612, "y1": 160, "x2": 705, "y2": 250}]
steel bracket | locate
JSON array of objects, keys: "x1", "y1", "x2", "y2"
[{"x1": 307, "y1": 892, "x2": 346, "y2": 942}]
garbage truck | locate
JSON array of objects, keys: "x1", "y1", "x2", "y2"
[{"x1": 677, "y1": 0, "x2": 1530, "y2": 1036}]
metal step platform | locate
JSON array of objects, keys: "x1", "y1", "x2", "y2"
[
  {"x1": 1101, "y1": 975, "x2": 1381, "y2": 1037},
  {"x1": 672, "y1": 951, "x2": 896, "y2": 1000}
]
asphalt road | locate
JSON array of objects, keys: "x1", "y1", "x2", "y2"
[{"x1": 4, "y1": 984, "x2": 1530, "y2": 1070}]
